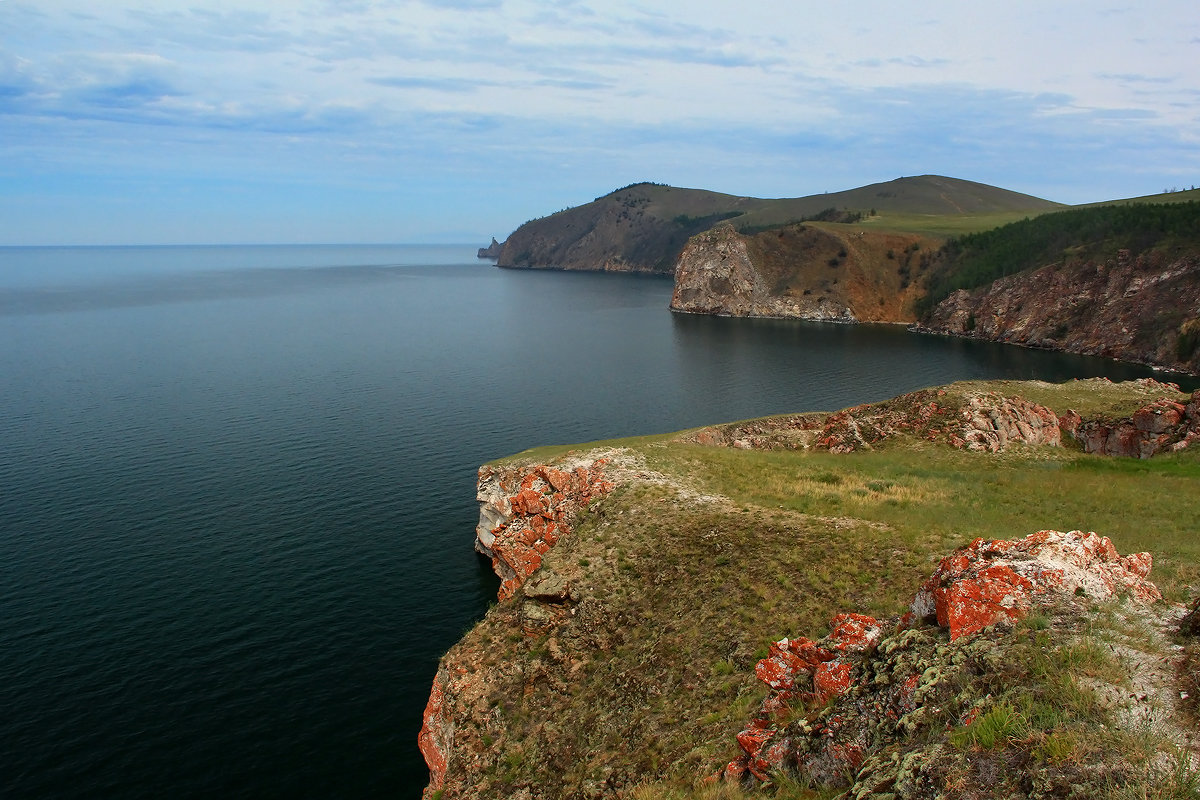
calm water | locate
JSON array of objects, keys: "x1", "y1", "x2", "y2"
[{"x1": 1, "y1": 245, "x2": 1192, "y2": 799}]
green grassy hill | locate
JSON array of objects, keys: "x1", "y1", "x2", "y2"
[{"x1": 494, "y1": 176, "x2": 1062, "y2": 274}]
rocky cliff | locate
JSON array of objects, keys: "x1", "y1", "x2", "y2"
[
  {"x1": 918, "y1": 248, "x2": 1200, "y2": 376},
  {"x1": 420, "y1": 379, "x2": 1200, "y2": 799},
  {"x1": 477, "y1": 238, "x2": 504, "y2": 259},
  {"x1": 669, "y1": 224, "x2": 933, "y2": 323}
]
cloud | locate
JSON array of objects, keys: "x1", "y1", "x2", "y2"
[
  {"x1": 3, "y1": 0, "x2": 1199, "y2": 242},
  {"x1": 368, "y1": 75, "x2": 492, "y2": 92}
]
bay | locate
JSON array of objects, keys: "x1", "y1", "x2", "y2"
[{"x1": 0, "y1": 244, "x2": 1192, "y2": 799}]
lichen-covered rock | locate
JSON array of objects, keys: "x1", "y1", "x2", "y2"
[
  {"x1": 475, "y1": 459, "x2": 614, "y2": 600},
  {"x1": 722, "y1": 530, "x2": 1165, "y2": 789},
  {"x1": 1068, "y1": 386, "x2": 1200, "y2": 457},
  {"x1": 911, "y1": 531, "x2": 1161, "y2": 639},
  {"x1": 418, "y1": 670, "x2": 450, "y2": 795}
]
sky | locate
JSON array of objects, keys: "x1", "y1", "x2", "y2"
[{"x1": 1, "y1": 1, "x2": 1198, "y2": 245}]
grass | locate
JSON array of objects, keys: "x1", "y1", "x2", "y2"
[{"x1": 434, "y1": 378, "x2": 1200, "y2": 797}]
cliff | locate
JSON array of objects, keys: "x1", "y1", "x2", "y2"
[
  {"x1": 477, "y1": 238, "x2": 504, "y2": 259},
  {"x1": 420, "y1": 379, "x2": 1200, "y2": 799},
  {"x1": 669, "y1": 223, "x2": 935, "y2": 323},
  {"x1": 918, "y1": 248, "x2": 1200, "y2": 375}
]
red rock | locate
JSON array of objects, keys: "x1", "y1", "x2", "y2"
[
  {"x1": 475, "y1": 458, "x2": 615, "y2": 600},
  {"x1": 912, "y1": 530, "x2": 1162, "y2": 639},
  {"x1": 1134, "y1": 400, "x2": 1186, "y2": 434},
  {"x1": 418, "y1": 672, "x2": 448, "y2": 793},
  {"x1": 826, "y1": 613, "x2": 882, "y2": 652},
  {"x1": 813, "y1": 662, "x2": 853, "y2": 704},
  {"x1": 736, "y1": 725, "x2": 775, "y2": 758}
]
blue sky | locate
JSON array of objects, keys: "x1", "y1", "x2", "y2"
[{"x1": 2, "y1": 1, "x2": 1198, "y2": 245}]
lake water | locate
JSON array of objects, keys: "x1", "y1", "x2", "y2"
[{"x1": 1, "y1": 245, "x2": 1191, "y2": 799}]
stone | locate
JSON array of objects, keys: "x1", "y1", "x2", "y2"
[
  {"x1": 911, "y1": 530, "x2": 1161, "y2": 639},
  {"x1": 474, "y1": 458, "x2": 615, "y2": 600},
  {"x1": 723, "y1": 529, "x2": 1164, "y2": 789}
]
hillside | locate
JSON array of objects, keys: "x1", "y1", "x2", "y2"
[
  {"x1": 491, "y1": 176, "x2": 1061, "y2": 274},
  {"x1": 917, "y1": 201, "x2": 1200, "y2": 374},
  {"x1": 421, "y1": 378, "x2": 1200, "y2": 799}
]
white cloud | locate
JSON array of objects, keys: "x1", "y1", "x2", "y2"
[{"x1": 2, "y1": 0, "x2": 1198, "y2": 242}]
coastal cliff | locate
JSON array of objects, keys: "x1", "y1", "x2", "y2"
[
  {"x1": 421, "y1": 379, "x2": 1200, "y2": 798},
  {"x1": 492, "y1": 181, "x2": 1200, "y2": 375},
  {"x1": 918, "y1": 249, "x2": 1200, "y2": 375},
  {"x1": 669, "y1": 224, "x2": 933, "y2": 323}
]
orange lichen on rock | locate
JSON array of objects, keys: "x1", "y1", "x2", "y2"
[
  {"x1": 475, "y1": 459, "x2": 615, "y2": 601},
  {"x1": 911, "y1": 530, "x2": 1162, "y2": 638},
  {"x1": 417, "y1": 671, "x2": 448, "y2": 794},
  {"x1": 720, "y1": 529, "x2": 1163, "y2": 786}
]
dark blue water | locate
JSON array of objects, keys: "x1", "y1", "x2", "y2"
[{"x1": 1, "y1": 245, "x2": 1191, "y2": 799}]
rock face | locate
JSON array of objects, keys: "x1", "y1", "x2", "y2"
[
  {"x1": 670, "y1": 224, "x2": 929, "y2": 323},
  {"x1": 477, "y1": 237, "x2": 504, "y2": 259},
  {"x1": 1061, "y1": 389, "x2": 1200, "y2": 457},
  {"x1": 919, "y1": 250, "x2": 1200, "y2": 374},
  {"x1": 475, "y1": 458, "x2": 615, "y2": 601},
  {"x1": 721, "y1": 530, "x2": 1164, "y2": 789},
  {"x1": 688, "y1": 382, "x2": 1200, "y2": 459}
]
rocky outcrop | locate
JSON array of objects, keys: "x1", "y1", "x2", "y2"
[
  {"x1": 686, "y1": 388, "x2": 1062, "y2": 454},
  {"x1": 919, "y1": 250, "x2": 1200, "y2": 374},
  {"x1": 721, "y1": 530, "x2": 1168, "y2": 791},
  {"x1": 475, "y1": 458, "x2": 615, "y2": 601},
  {"x1": 670, "y1": 223, "x2": 931, "y2": 323},
  {"x1": 1060, "y1": 388, "x2": 1200, "y2": 457},
  {"x1": 477, "y1": 238, "x2": 504, "y2": 259},
  {"x1": 816, "y1": 391, "x2": 1061, "y2": 453},
  {"x1": 688, "y1": 382, "x2": 1200, "y2": 459}
]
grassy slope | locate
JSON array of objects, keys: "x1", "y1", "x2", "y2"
[{"x1": 459, "y1": 380, "x2": 1200, "y2": 798}]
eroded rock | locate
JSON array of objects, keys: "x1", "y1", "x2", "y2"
[{"x1": 475, "y1": 459, "x2": 614, "y2": 601}]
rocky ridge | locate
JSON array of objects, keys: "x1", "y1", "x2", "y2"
[{"x1": 685, "y1": 378, "x2": 1198, "y2": 458}]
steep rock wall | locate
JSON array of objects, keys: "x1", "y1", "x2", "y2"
[
  {"x1": 670, "y1": 224, "x2": 928, "y2": 323},
  {"x1": 918, "y1": 250, "x2": 1200, "y2": 374}
]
